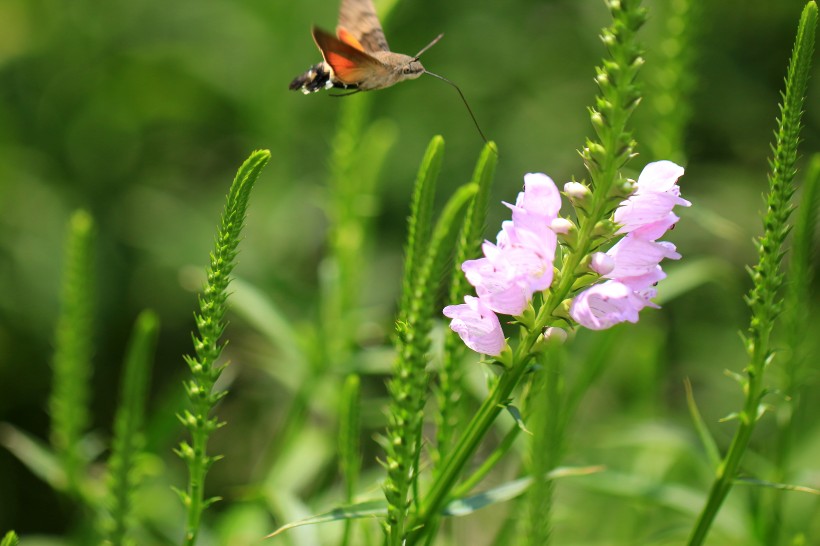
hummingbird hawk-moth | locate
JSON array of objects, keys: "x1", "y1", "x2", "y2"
[{"x1": 290, "y1": 0, "x2": 488, "y2": 143}]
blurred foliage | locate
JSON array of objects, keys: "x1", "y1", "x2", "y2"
[{"x1": 0, "y1": 0, "x2": 819, "y2": 544}]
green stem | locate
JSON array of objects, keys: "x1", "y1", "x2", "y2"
[
  {"x1": 686, "y1": 376, "x2": 761, "y2": 546},
  {"x1": 687, "y1": 4, "x2": 816, "y2": 543},
  {"x1": 451, "y1": 425, "x2": 521, "y2": 500},
  {"x1": 407, "y1": 355, "x2": 533, "y2": 544}
]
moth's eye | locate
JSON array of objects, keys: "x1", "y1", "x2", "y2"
[{"x1": 403, "y1": 67, "x2": 415, "y2": 74}]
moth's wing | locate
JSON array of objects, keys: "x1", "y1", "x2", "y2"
[
  {"x1": 337, "y1": 0, "x2": 390, "y2": 53},
  {"x1": 312, "y1": 26, "x2": 388, "y2": 85}
]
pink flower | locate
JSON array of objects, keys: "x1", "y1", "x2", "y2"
[
  {"x1": 463, "y1": 174, "x2": 561, "y2": 316},
  {"x1": 462, "y1": 256, "x2": 531, "y2": 316},
  {"x1": 604, "y1": 237, "x2": 681, "y2": 280},
  {"x1": 509, "y1": 173, "x2": 562, "y2": 220},
  {"x1": 614, "y1": 160, "x2": 690, "y2": 240},
  {"x1": 443, "y1": 296, "x2": 506, "y2": 356},
  {"x1": 569, "y1": 281, "x2": 650, "y2": 330}
]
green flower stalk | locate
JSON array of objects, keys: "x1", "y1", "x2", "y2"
[
  {"x1": 686, "y1": 3, "x2": 817, "y2": 545},
  {"x1": 434, "y1": 144, "x2": 497, "y2": 469},
  {"x1": 383, "y1": 137, "x2": 479, "y2": 545},
  {"x1": 338, "y1": 374, "x2": 362, "y2": 546},
  {"x1": 50, "y1": 209, "x2": 96, "y2": 498},
  {"x1": 644, "y1": 0, "x2": 700, "y2": 163},
  {"x1": 524, "y1": 346, "x2": 566, "y2": 546},
  {"x1": 176, "y1": 150, "x2": 270, "y2": 546},
  {"x1": 100, "y1": 310, "x2": 159, "y2": 546},
  {"x1": 764, "y1": 154, "x2": 820, "y2": 543}
]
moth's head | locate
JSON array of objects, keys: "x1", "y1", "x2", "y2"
[
  {"x1": 400, "y1": 33, "x2": 443, "y2": 80},
  {"x1": 400, "y1": 59, "x2": 425, "y2": 79}
]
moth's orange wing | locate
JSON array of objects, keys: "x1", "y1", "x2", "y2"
[
  {"x1": 338, "y1": 0, "x2": 390, "y2": 53},
  {"x1": 337, "y1": 27, "x2": 366, "y2": 52},
  {"x1": 312, "y1": 26, "x2": 386, "y2": 85}
]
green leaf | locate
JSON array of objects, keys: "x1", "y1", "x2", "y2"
[
  {"x1": 228, "y1": 277, "x2": 306, "y2": 385},
  {"x1": 734, "y1": 477, "x2": 820, "y2": 495},
  {"x1": 266, "y1": 466, "x2": 603, "y2": 538},
  {"x1": 0, "y1": 423, "x2": 66, "y2": 491},
  {"x1": 1, "y1": 531, "x2": 19, "y2": 546},
  {"x1": 504, "y1": 405, "x2": 532, "y2": 435},
  {"x1": 442, "y1": 466, "x2": 604, "y2": 516},
  {"x1": 684, "y1": 379, "x2": 721, "y2": 470},
  {"x1": 265, "y1": 500, "x2": 388, "y2": 538}
]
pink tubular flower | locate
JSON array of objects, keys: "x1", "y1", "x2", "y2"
[
  {"x1": 443, "y1": 296, "x2": 506, "y2": 356},
  {"x1": 463, "y1": 174, "x2": 562, "y2": 316},
  {"x1": 614, "y1": 160, "x2": 690, "y2": 240},
  {"x1": 461, "y1": 256, "x2": 531, "y2": 316},
  {"x1": 604, "y1": 237, "x2": 681, "y2": 280},
  {"x1": 569, "y1": 281, "x2": 648, "y2": 330}
]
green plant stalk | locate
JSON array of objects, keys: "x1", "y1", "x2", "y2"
[
  {"x1": 176, "y1": 150, "x2": 270, "y2": 546},
  {"x1": 101, "y1": 310, "x2": 159, "y2": 546},
  {"x1": 686, "y1": 4, "x2": 816, "y2": 545},
  {"x1": 406, "y1": 3, "x2": 646, "y2": 542},
  {"x1": 450, "y1": 424, "x2": 520, "y2": 500},
  {"x1": 765, "y1": 154, "x2": 820, "y2": 544},
  {"x1": 339, "y1": 374, "x2": 362, "y2": 546},
  {"x1": 383, "y1": 136, "x2": 444, "y2": 546},
  {"x1": 384, "y1": 172, "x2": 476, "y2": 546},
  {"x1": 323, "y1": 96, "x2": 371, "y2": 362},
  {"x1": 525, "y1": 346, "x2": 566, "y2": 546},
  {"x1": 645, "y1": 0, "x2": 699, "y2": 164},
  {"x1": 50, "y1": 209, "x2": 96, "y2": 497},
  {"x1": 435, "y1": 143, "x2": 497, "y2": 470}
]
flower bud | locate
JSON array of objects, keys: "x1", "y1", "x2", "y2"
[
  {"x1": 589, "y1": 252, "x2": 615, "y2": 275},
  {"x1": 550, "y1": 217, "x2": 574, "y2": 234},
  {"x1": 544, "y1": 327, "x2": 568, "y2": 344}
]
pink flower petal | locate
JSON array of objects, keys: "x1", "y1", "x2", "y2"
[
  {"x1": 443, "y1": 296, "x2": 506, "y2": 355},
  {"x1": 614, "y1": 161, "x2": 689, "y2": 239},
  {"x1": 605, "y1": 237, "x2": 680, "y2": 279},
  {"x1": 569, "y1": 281, "x2": 645, "y2": 330}
]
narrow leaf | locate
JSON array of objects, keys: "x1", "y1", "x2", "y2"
[
  {"x1": 442, "y1": 466, "x2": 605, "y2": 516},
  {"x1": 1, "y1": 531, "x2": 19, "y2": 546},
  {"x1": 684, "y1": 378, "x2": 721, "y2": 469},
  {"x1": 0, "y1": 423, "x2": 65, "y2": 491},
  {"x1": 266, "y1": 500, "x2": 388, "y2": 538},
  {"x1": 735, "y1": 477, "x2": 820, "y2": 495}
]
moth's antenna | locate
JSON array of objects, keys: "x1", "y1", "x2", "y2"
[
  {"x1": 424, "y1": 70, "x2": 489, "y2": 145},
  {"x1": 413, "y1": 33, "x2": 444, "y2": 60}
]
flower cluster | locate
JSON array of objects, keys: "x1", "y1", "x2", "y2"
[
  {"x1": 569, "y1": 161, "x2": 689, "y2": 330},
  {"x1": 444, "y1": 161, "x2": 689, "y2": 355},
  {"x1": 444, "y1": 173, "x2": 563, "y2": 356}
]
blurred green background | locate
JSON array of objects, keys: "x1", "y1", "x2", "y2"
[{"x1": 1, "y1": 0, "x2": 819, "y2": 543}]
